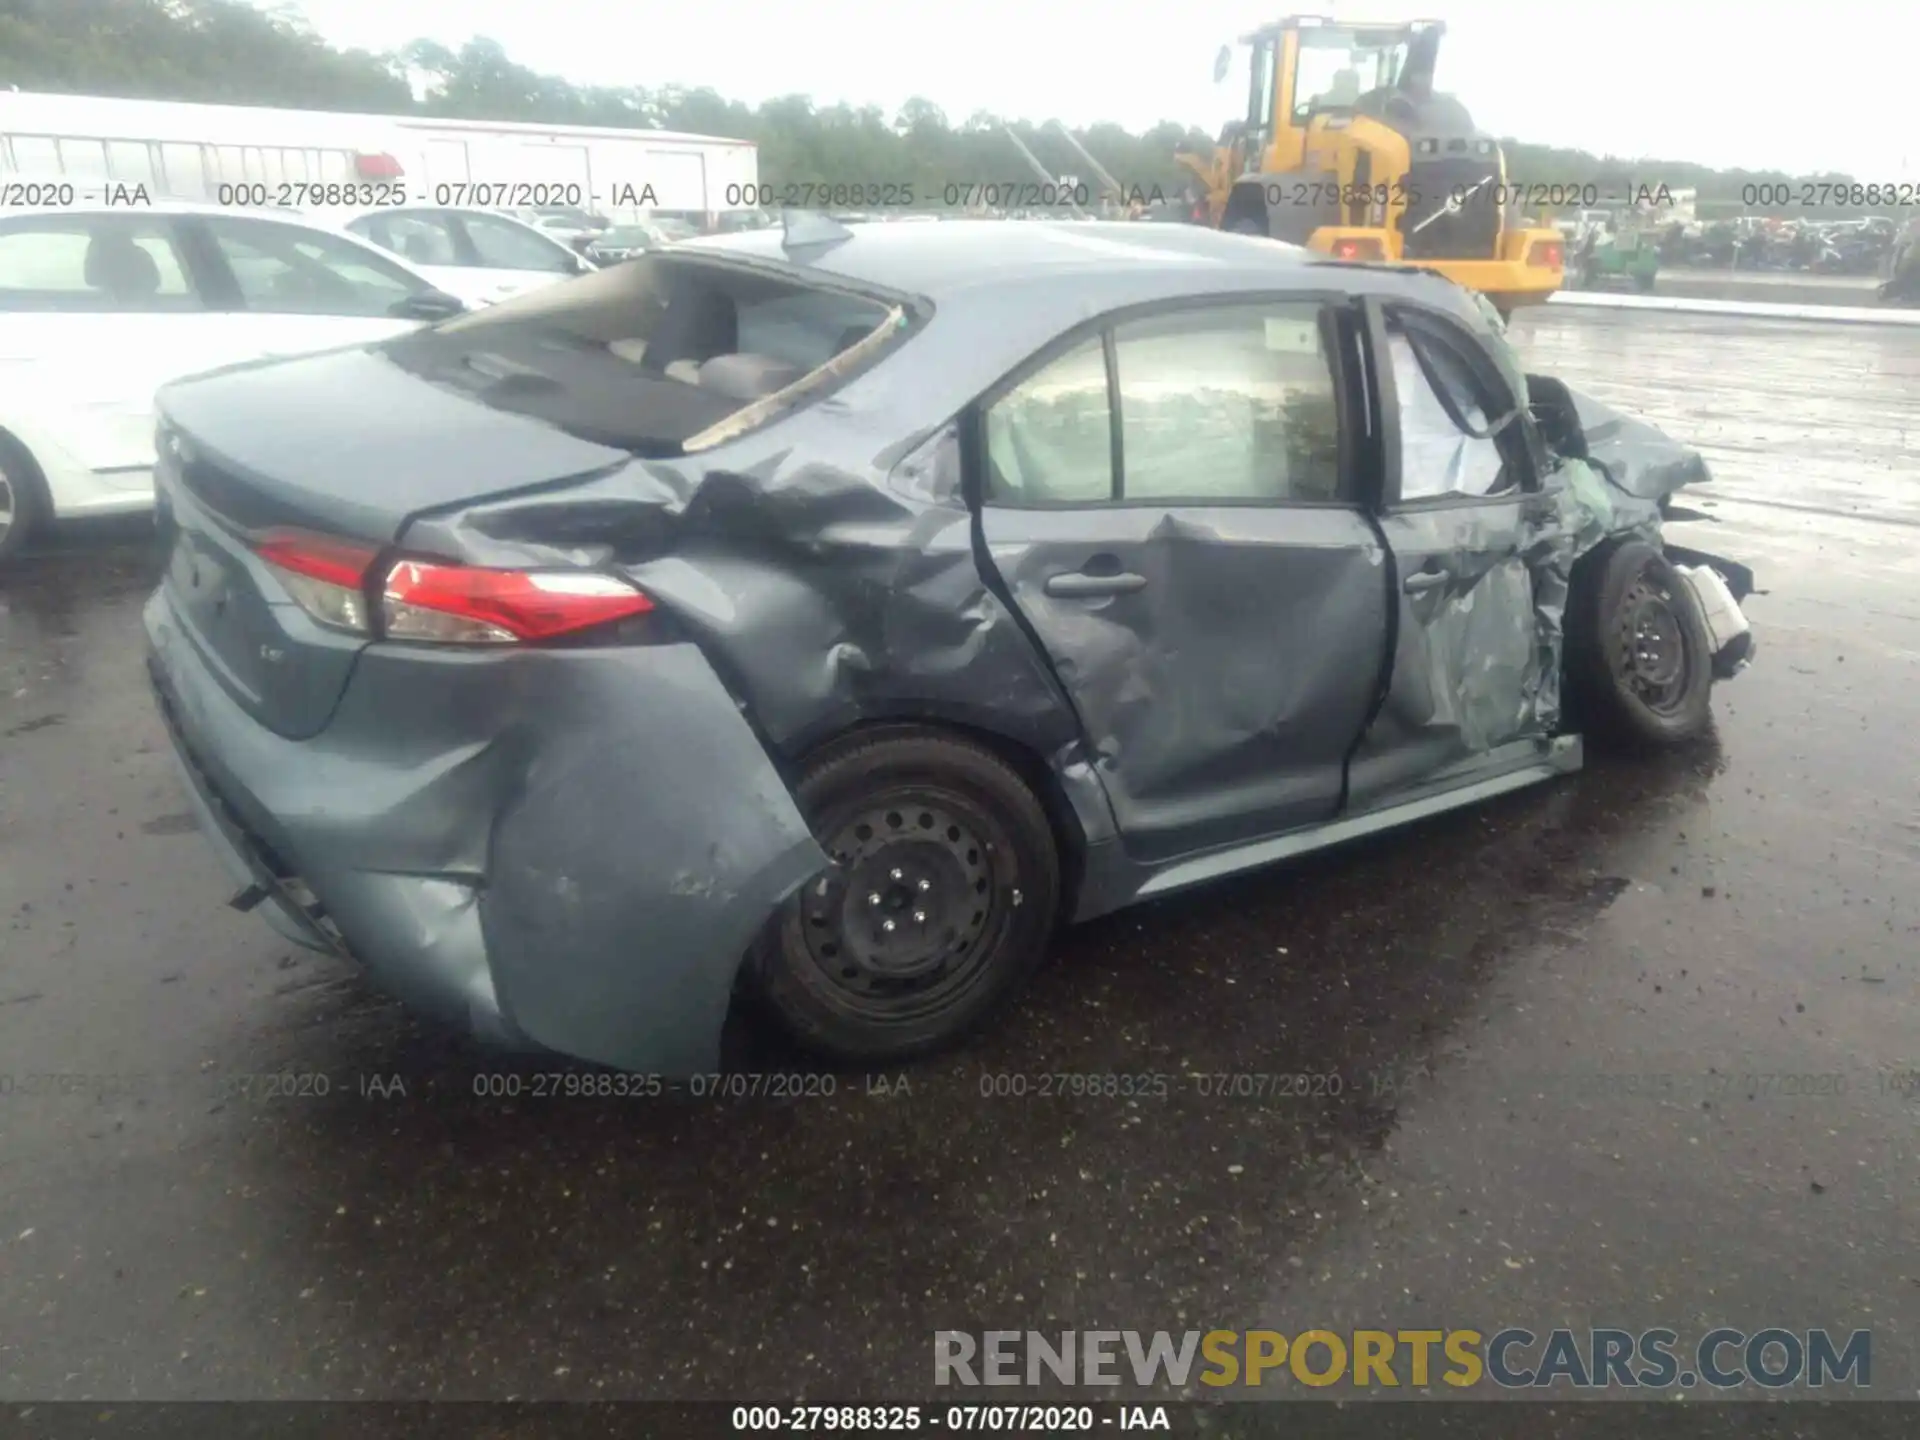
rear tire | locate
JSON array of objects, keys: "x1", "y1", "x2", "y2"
[
  {"x1": 747, "y1": 730, "x2": 1060, "y2": 1064},
  {"x1": 1565, "y1": 539, "x2": 1714, "y2": 750},
  {"x1": 0, "y1": 435, "x2": 51, "y2": 565}
]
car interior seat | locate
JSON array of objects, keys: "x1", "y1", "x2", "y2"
[
  {"x1": 645, "y1": 287, "x2": 739, "y2": 377},
  {"x1": 83, "y1": 235, "x2": 162, "y2": 302}
]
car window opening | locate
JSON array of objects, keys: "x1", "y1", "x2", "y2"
[
  {"x1": 1398, "y1": 319, "x2": 1521, "y2": 443},
  {"x1": 983, "y1": 303, "x2": 1345, "y2": 507},
  {"x1": 378, "y1": 254, "x2": 903, "y2": 455},
  {"x1": 1386, "y1": 322, "x2": 1512, "y2": 500}
]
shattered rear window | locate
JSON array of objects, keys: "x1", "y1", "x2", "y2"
[{"x1": 377, "y1": 255, "x2": 902, "y2": 455}]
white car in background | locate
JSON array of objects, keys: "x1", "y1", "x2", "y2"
[
  {"x1": 581, "y1": 215, "x2": 701, "y2": 265},
  {"x1": 0, "y1": 202, "x2": 464, "y2": 561},
  {"x1": 338, "y1": 205, "x2": 595, "y2": 308},
  {"x1": 514, "y1": 205, "x2": 613, "y2": 251}
]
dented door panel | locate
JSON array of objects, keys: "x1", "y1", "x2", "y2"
[
  {"x1": 979, "y1": 503, "x2": 1391, "y2": 864},
  {"x1": 1347, "y1": 495, "x2": 1548, "y2": 809}
]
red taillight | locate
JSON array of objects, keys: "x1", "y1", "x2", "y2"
[
  {"x1": 354, "y1": 152, "x2": 404, "y2": 179},
  {"x1": 1530, "y1": 239, "x2": 1564, "y2": 269},
  {"x1": 254, "y1": 529, "x2": 379, "y2": 634},
  {"x1": 251, "y1": 529, "x2": 653, "y2": 645},
  {"x1": 382, "y1": 558, "x2": 654, "y2": 644},
  {"x1": 255, "y1": 530, "x2": 378, "y2": 589}
]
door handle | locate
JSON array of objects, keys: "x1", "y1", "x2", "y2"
[
  {"x1": 1045, "y1": 570, "x2": 1148, "y2": 598},
  {"x1": 1403, "y1": 568, "x2": 1451, "y2": 594}
]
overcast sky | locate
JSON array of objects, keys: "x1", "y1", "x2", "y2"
[{"x1": 271, "y1": 0, "x2": 1916, "y2": 180}]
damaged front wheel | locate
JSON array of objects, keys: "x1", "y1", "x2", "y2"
[
  {"x1": 1566, "y1": 539, "x2": 1714, "y2": 749},
  {"x1": 747, "y1": 730, "x2": 1060, "y2": 1064}
]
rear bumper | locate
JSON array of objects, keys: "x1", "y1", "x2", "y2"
[{"x1": 144, "y1": 586, "x2": 828, "y2": 1075}]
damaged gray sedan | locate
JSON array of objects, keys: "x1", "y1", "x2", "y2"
[{"x1": 143, "y1": 217, "x2": 1755, "y2": 1074}]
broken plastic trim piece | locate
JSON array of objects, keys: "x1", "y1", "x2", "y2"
[
  {"x1": 682, "y1": 305, "x2": 909, "y2": 453},
  {"x1": 1662, "y1": 545, "x2": 1755, "y2": 603}
]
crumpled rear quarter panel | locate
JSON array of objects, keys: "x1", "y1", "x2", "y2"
[
  {"x1": 475, "y1": 646, "x2": 827, "y2": 1074},
  {"x1": 400, "y1": 411, "x2": 1116, "y2": 865}
]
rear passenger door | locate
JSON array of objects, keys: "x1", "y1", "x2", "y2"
[
  {"x1": 0, "y1": 213, "x2": 228, "y2": 477},
  {"x1": 1344, "y1": 303, "x2": 1555, "y2": 811},
  {"x1": 973, "y1": 296, "x2": 1392, "y2": 864}
]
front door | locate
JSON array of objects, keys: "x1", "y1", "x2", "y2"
[
  {"x1": 974, "y1": 296, "x2": 1391, "y2": 864},
  {"x1": 184, "y1": 213, "x2": 433, "y2": 360},
  {"x1": 1344, "y1": 301, "x2": 1551, "y2": 811}
]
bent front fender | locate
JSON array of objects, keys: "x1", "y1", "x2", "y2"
[{"x1": 481, "y1": 645, "x2": 828, "y2": 1074}]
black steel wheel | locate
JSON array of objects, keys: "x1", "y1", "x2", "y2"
[
  {"x1": 747, "y1": 730, "x2": 1060, "y2": 1063},
  {"x1": 1613, "y1": 571, "x2": 1692, "y2": 716},
  {"x1": 1566, "y1": 538, "x2": 1714, "y2": 749}
]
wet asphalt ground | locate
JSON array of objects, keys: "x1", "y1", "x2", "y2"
[{"x1": 0, "y1": 309, "x2": 1916, "y2": 1411}]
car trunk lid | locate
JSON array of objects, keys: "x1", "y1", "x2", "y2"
[
  {"x1": 157, "y1": 346, "x2": 635, "y2": 545},
  {"x1": 154, "y1": 347, "x2": 635, "y2": 740}
]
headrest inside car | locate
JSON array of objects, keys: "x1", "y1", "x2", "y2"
[{"x1": 84, "y1": 235, "x2": 162, "y2": 298}]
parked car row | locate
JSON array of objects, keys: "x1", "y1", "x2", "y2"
[
  {"x1": 583, "y1": 215, "x2": 701, "y2": 264},
  {"x1": 337, "y1": 204, "x2": 595, "y2": 306},
  {"x1": 1656, "y1": 215, "x2": 1902, "y2": 275}
]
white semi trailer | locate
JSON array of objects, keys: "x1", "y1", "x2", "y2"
[{"x1": 0, "y1": 91, "x2": 758, "y2": 224}]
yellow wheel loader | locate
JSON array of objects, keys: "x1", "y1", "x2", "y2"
[{"x1": 1180, "y1": 16, "x2": 1565, "y2": 313}]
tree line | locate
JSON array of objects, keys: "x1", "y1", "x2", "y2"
[{"x1": 0, "y1": 0, "x2": 1891, "y2": 218}]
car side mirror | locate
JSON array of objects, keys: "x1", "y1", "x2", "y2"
[{"x1": 389, "y1": 289, "x2": 466, "y2": 322}]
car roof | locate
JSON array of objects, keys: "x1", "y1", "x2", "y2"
[
  {"x1": 0, "y1": 199, "x2": 280, "y2": 220},
  {"x1": 335, "y1": 205, "x2": 553, "y2": 228},
  {"x1": 676, "y1": 218, "x2": 1475, "y2": 318},
  {"x1": 0, "y1": 200, "x2": 443, "y2": 285},
  {"x1": 0, "y1": 201, "x2": 398, "y2": 238}
]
